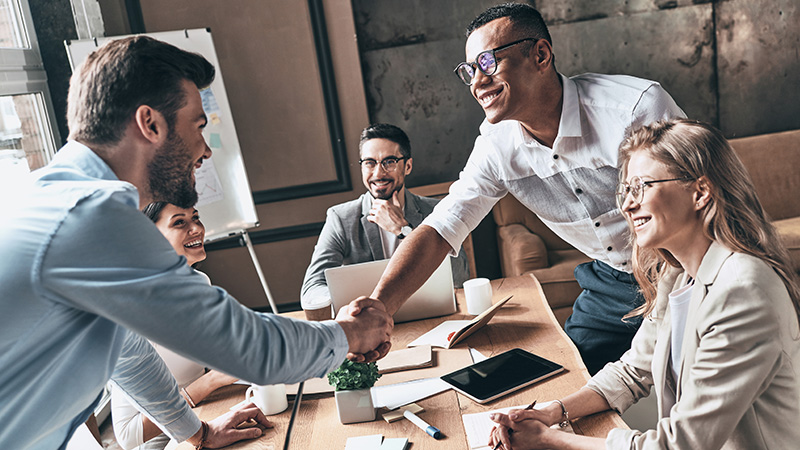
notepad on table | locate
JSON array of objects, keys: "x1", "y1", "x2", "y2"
[{"x1": 408, "y1": 295, "x2": 512, "y2": 349}]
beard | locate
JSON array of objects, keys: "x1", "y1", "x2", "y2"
[
  {"x1": 147, "y1": 130, "x2": 198, "y2": 208},
  {"x1": 371, "y1": 180, "x2": 403, "y2": 200}
]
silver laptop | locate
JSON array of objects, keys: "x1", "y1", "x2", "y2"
[{"x1": 326, "y1": 257, "x2": 456, "y2": 323}]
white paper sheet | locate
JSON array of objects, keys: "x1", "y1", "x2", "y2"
[
  {"x1": 371, "y1": 377, "x2": 452, "y2": 410},
  {"x1": 462, "y1": 401, "x2": 574, "y2": 450},
  {"x1": 345, "y1": 434, "x2": 383, "y2": 450}
]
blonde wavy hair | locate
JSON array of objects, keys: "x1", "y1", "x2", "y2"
[{"x1": 618, "y1": 119, "x2": 800, "y2": 320}]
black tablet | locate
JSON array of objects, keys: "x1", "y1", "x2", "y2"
[{"x1": 440, "y1": 348, "x2": 564, "y2": 403}]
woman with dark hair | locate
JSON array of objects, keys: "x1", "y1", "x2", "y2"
[
  {"x1": 489, "y1": 119, "x2": 800, "y2": 450},
  {"x1": 111, "y1": 203, "x2": 245, "y2": 450}
]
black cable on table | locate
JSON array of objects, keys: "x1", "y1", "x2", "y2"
[{"x1": 282, "y1": 381, "x2": 304, "y2": 450}]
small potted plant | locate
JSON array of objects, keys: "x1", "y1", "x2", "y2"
[{"x1": 327, "y1": 359, "x2": 381, "y2": 424}]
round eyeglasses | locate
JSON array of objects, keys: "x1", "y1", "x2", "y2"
[
  {"x1": 454, "y1": 38, "x2": 537, "y2": 86},
  {"x1": 358, "y1": 156, "x2": 407, "y2": 172},
  {"x1": 616, "y1": 176, "x2": 694, "y2": 208}
]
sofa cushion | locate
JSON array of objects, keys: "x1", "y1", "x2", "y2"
[
  {"x1": 730, "y1": 129, "x2": 800, "y2": 222},
  {"x1": 497, "y1": 224, "x2": 548, "y2": 275},
  {"x1": 775, "y1": 216, "x2": 800, "y2": 273},
  {"x1": 492, "y1": 195, "x2": 574, "y2": 251}
]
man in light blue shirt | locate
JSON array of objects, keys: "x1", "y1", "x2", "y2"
[{"x1": 0, "y1": 36, "x2": 392, "y2": 449}]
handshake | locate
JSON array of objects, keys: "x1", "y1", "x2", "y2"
[{"x1": 334, "y1": 296, "x2": 394, "y2": 362}]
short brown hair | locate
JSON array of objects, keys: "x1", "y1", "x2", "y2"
[{"x1": 67, "y1": 35, "x2": 215, "y2": 146}]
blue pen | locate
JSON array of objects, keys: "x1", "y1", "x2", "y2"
[{"x1": 403, "y1": 409, "x2": 443, "y2": 439}]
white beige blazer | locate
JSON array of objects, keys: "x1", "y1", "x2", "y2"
[{"x1": 587, "y1": 241, "x2": 800, "y2": 449}]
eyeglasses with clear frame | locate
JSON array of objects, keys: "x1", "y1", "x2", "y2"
[
  {"x1": 454, "y1": 38, "x2": 538, "y2": 86},
  {"x1": 616, "y1": 176, "x2": 694, "y2": 208},
  {"x1": 358, "y1": 156, "x2": 408, "y2": 172}
]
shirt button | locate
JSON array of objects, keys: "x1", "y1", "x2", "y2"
[
  {"x1": 553, "y1": 154, "x2": 559, "y2": 160},
  {"x1": 594, "y1": 222, "x2": 600, "y2": 227},
  {"x1": 607, "y1": 246, "x2": 613, "y2": 251}
]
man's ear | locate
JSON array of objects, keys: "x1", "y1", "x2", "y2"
[
  {"x1": 404, "y1": 157, "x2": 413, "y2": 176},
  {"x1": 133, "y1": 105, "x2": 167, "y2": 144},
  {"x1": 694, "y1": 176, "x2": 712, "y2": 210},
  {"x1": 533, "y1": 39, "x2": 554, "y2": 68}
]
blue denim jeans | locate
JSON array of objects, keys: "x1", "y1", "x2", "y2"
[{"x1": 564, "y1": 260, "x2": 643, "y2": 375}]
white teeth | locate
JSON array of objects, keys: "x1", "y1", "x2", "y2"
[
  {"x1": 480, "y1": 92, "x2": 499, "y2": 105},
  {"x1": 184, "y1": 239, "x2": 203, "y2": 248},
  {"x1": 634, "y1": 218, "x2": 650, "y2": 227}
]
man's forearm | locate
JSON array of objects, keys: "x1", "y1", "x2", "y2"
[{"x1": 371, "y1": 225, "x2": 452, "y2": 315}]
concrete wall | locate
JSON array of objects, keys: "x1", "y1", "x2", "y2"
[
  {"x1": 355, "y1": 0, "x2": 799, "y2": 187},
  {"x1": 35, "y1": 0, "x2": 797, "y2": 311}
]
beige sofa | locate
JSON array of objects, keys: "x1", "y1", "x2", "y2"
[{"x1": 493, "y1": 129, "x2": 800, "y2": 326}]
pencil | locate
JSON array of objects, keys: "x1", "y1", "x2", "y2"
[{"x1": 492, "y1": 400, "x2": 537, "y2": 450}]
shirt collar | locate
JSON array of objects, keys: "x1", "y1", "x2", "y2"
[
  {"x1": 48, "y1": 140, "x2": 120, "y2": 182},
  {"x1": 558, "y1": 73, "x2": 582, "y2": 138},
  {"x1": 511, "y1": 72, "x2": 582, "y2": 148}
]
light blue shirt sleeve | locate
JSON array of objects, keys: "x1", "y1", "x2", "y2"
[
  {"x1": 38, "y1": 190, "x2": 350, "y2": 386},
  {"x1": 109, "y1": 331, "x2": 201, "y2": 443}
]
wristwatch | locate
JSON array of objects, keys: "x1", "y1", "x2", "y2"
[{"x1": 397, "y1": 224, "x2": 413, "y2": 239}]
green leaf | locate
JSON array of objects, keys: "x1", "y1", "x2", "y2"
[{"x1": 327, "y1": 359, "x2": 382, "y2": 391}]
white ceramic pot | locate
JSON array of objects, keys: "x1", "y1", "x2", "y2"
[{"x1": 334, "y1": 388, "x2": 375, "y2": 424}]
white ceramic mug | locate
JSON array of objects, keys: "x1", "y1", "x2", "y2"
[
  {"x1": 245, "y1": 384, "x2": 288, "y2": 415},
  {"x1": 463, "y1": 278, "x2": 493, "y2": 315}
]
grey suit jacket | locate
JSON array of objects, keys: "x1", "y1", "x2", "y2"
[
  {"x1": 301, "y1": 191, "x2": 470, "y2": 309},
  {"x1": 587, "y1": 241, "x2": 800, "y2": 449}
]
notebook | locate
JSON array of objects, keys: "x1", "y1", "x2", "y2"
[{"x1": 326, "y1": 257, "x2": 456, "y2": 323}]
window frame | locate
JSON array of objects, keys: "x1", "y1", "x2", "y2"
[{"x1": 0, "y1": 0, "x2": 61, "y2": 169}]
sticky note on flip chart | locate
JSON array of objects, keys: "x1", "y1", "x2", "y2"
[{"x1": 209, "y1": 132, "x2": 222, "y2": 149}]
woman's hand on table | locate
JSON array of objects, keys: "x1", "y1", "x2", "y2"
[
  {"x1": 195, "y1": 403, "x2": 273, "y2": 448},
  {"x1": 488, "y1": 410, "x2": 551, "y2": 450}
]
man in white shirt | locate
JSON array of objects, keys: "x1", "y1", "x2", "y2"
[{"x1": 354, "y1": 3, "x2": 685, "y2": 374}]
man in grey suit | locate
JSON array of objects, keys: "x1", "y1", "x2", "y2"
[{"x1": 301, "y1": 123, "x2": 469, "y2": 319}]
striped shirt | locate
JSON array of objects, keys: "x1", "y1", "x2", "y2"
[{"x1": 424, "y1": 73, "x2": 685, "y2": 272}]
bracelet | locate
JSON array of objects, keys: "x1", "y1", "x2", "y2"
[
  {"x1": 181, "y1": 387, "x2": 197, "y2": 408},
  {"x1": 554, "y1": 399, "x2": 570, "y2": 428},
  {"x1": 194, "y1": 421, "x2": 209, "y2": 450}
]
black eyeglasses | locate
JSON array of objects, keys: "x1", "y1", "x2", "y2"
[
  {"x1": 454, "y1": 38, "x2": 537, "y2": 86},
  {"x1": 358, "y1": 156, "x2": 407, "y2": 172},
  {"x1": 616, "y1": 176, "x2": 694, "y2": 208}
]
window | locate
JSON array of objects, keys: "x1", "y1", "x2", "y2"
[{"x1": 0, "y1": 0, "x2": 59, "y2": 196}]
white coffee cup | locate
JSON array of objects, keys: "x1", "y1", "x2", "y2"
[
  {"x1": 245, "y1": 384, "x2": 288, "y2": 415},
  {"x1": 463, "y1": 277, "x2": 493, "y2": 315}
]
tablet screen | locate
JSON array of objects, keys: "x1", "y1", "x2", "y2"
[{"x1": 440, "y1": 348, "x2": 564, "y2": 403}]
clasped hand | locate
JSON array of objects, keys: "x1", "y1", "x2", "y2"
[
  {"x1": 489, "y1": 408, "x2": 552, "y2": 450},
  {"x1": 335, "y1": 296, "x2": 393, "y2": 362}
]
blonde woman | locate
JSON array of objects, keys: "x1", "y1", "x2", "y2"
[{"x1": 489, "y1": 119, "x2": 800, "y2": 450}]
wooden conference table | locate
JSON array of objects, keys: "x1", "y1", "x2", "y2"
[{"x1": 174, "y1": 274, "x2": 627, "y2": 449}]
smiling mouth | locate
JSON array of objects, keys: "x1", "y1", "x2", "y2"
[
  {"x1": 478, "y1": 88, "x2": 502, "y2": 106},
  {"x1": 371, "y1": 180, "x2": 392, "y2": 188},
  {"x1": 184, "y1": 239, "x2": 203, "y2": 249},
  {"x1": 633, "y1": 217, "x2": 650, "y2": 228}
]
